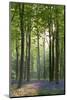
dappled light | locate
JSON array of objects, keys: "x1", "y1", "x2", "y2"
[
  {"x1": 10, "y1": 80, "x2": 64, "y2": 97},
  {"x1": 10, "y1": 2, "x2": 65, "y2": 97}
]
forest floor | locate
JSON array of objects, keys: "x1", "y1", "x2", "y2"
[{"x1": 10, "y1": 80, "x2": 65, "y2": 97}]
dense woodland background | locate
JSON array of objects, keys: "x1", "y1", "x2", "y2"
[{"x1": 10, "y1": 2, "x2": 65, "y2": 96}]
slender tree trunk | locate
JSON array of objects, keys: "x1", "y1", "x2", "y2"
[
  {"x1": 51, "y1": 32, "x2": 54, "y2": 81},
  {"x1": 48, "y1": 6, "x2": 52, "y2": 81},
  {"x1": 55, "y1": 8, "x2": 60, "y2": 84},
  {"x1": 60, "y1": 39, "x2": 64, "y2": 79},
  {"x1": 49, "y1": 32, "x2": 52, "y2": 81},
  {"x1": 16, "y1": 39, "x2": 19, "y2": 80},
  {"x1": 59, "y1": 42, "x2": 62, "y2": 80},
  {"x1": 31, "y1": 53, "x2": 34, "y2": 79},
  {"x1": 43, "y1": 33, "x2": 46, "y2": 79},
  {"x1": 27, "y1": 21, "x2": 31, "y2": 81},
  {"x1": 37, "y1": 32, "x2": 40, "y2": 80},
  {"x1": 27, "y1": 32, "x2": 31, "y2": 81},
  {"x1": 24, "y1": 32, "x2": 27, "y2": 80},
  {"x1": 18, "y1": 3, "x2": 24, "y2": 88}
]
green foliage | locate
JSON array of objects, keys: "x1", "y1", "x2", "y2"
[{"x1": 10, "y1": 2, "x2": 65, "y2": 81}]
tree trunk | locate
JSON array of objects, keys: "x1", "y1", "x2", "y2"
[
  {"x1": 16, "y1": 39, "x2": 19, "y2": 80},
  {"x1": 48, "y1": 6, "x2": 52, "y2": 81},
  {"x1": 51, "y1": 32, "x2": 54, "y2": 81},
  {"x1": 31, "y1": 53, "x2": 34, "y2": 79},
  {"x1": 27, "y1": 32, "x2": 31, "y2": 81},
  {"x1": 55, "y1": 8, "x2": 60, "y2": 84},
  {"x1": 27, "y1": 21, "x2": 31, "y2": 81},
  {"x1": 18, "y1": 3, "x2": 24, "y2": 88},
  {"x1": 43, "y1": 33, "x2": 46, "y2": 79},
  {"x1": 37, "y1": 32, "x2": 40, "y2": 80},
  {"x1": 24, "y1": 32, "x2": 27, "y2": 80},
  {"x1": 60, "y1": 39, "x2": 64, "y2": 79}
]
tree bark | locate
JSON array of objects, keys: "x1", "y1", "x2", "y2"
[
  {"x1": 31, "y1": 53, "x2": 34, "y2": 79},
  {"x1": 51, "y1": 32, "x2": 54, "y2": 81},
  {"x1": 37, "y1": 32, "x2": 40, "y2": 80},
  {"x1": 27, "y1": 20, "x2": 31, "y2": 81},
  {"x1": 24, "y1": 32, "x2": 27, "y2": 80},
  {"x1": 27, "y1": 33, "x2": 31, "y2": 81},
  {"x1": 43, "y1": 33, "x2": 46, "y2": 79},
  {"x1": 55, "y1": 8, "x2": 60, "y2": 84},
  {"x1": 16, "y1": 38, "x2": 19, "y2": 80},
  {"x1": 18, "y1": 3, "x2": 24, "y2": 88},
  {"x1": 48, "y1": 6, "x2": 52, "y2": 81}
]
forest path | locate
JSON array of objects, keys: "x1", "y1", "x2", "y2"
[{"x1": 10, "y1": 80, "x2": 64, "y2": 97}]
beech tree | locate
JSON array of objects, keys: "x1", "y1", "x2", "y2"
[{"x1": 10, "y1": 2, "x2": 65, "y2": 88}]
